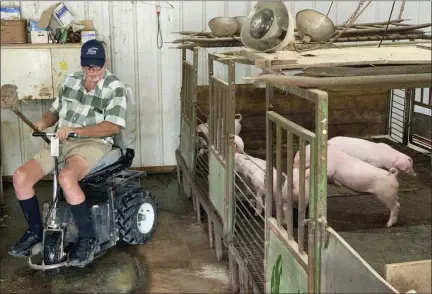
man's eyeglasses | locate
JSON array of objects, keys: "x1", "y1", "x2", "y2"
[{"x1": 82, "y1": 65, "x2": 102, "y2": 71}]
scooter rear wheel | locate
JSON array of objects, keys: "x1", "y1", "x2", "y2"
[{"x1": 117, "y1": 188, "x2": 159, "y2": 245}]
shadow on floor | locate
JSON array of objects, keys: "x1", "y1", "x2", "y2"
[{"x1": 0, "y1": 172, "x2": 231, "y2": 293}]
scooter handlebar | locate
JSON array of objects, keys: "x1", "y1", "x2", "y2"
[{"x1": 32, "y1": 132, "x2": 79, "y2": 138}]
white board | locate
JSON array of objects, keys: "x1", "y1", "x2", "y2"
[{"x1": 321, "y1": 227, "x2": 399, "y2": 294}]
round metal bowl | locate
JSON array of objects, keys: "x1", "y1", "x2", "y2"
[
  {"x1": 234, "y1": 16, "x2": 246, "y2": 35},
  {"x1": 208, "y1": 17, "x2": 239, "y2": 37},
  {"x1": 296, "y1": 9, "x2": 335, "y2": 42}
]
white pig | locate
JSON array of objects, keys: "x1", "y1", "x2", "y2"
[
  {"x1": 234, "y1": 153, "x2": 281, "y2": 216},
  {"x1": 327, "y1": 136, "x2": 416, "y2": 176},
  {"x1": 234, "y1": 135, "x2": 244, "y2": 153},
  {"x1": 294, "y1": 137, "x2": 416, "y2": 177},
  {"x1": 282, "y1": 167, "x2": 311, "y2": 209},
  {"x1": 196, "y1": 122, "x2": 209, "y2": 138},
  {"x1": 326, "y1": 146, "x2": 401, "y2": 227}
]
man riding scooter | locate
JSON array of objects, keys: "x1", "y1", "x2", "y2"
[{"x1": 8, "y1": 39, "x2": 128, "y2": 267}]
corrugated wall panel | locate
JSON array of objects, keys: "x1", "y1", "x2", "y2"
[{"x1": 1, "y1": 1, "x2": 430, "y2": 175}]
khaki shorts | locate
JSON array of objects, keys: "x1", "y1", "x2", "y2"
[{"x1": 33, "y1": 138, "x2": 112, "y2": 176}]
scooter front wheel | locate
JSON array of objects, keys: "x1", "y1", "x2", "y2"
[{"x1": 44, "y1": 231, "x2": 64, "y2": 266}]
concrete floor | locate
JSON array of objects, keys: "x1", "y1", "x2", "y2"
[{"x1": 0, "y1": 172, "x2": 231, "y2": 293}]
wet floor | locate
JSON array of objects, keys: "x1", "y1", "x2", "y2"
[{"x1": 0, "y1": 172, "x2": 231, "y2": 293}]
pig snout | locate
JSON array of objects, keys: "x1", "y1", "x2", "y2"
[
  {"x1": 395, "y1": 156, "x2": 416, "y2": 176},
  {"x1": 406, "y1": 168, "x2": 417, "y2": 177}
]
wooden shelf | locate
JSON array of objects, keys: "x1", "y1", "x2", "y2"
[{"x1": 0, "y1": 41, "x2": 107, "y2": 49}]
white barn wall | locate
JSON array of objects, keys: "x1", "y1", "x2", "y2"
[{"x1": 0, "y1": 1, "x2": 431, "y2": 176}]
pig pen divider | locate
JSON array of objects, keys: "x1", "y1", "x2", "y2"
[
  {"x1": 177, "y1": 47, "x2": 198, "y2": 201},
  {"x1": 207, "y1": 52, "x2": 236, "y2": 240},
  {"x1": 176, "y1": 47, "x2": 229, "y2": 261}
]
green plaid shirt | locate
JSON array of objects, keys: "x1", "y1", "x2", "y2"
[{"x1": 49, "y1": 70, "x2": 127, "y2": 144}]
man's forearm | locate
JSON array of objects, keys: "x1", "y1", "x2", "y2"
[
  {"x1": 73, "y1": 121, "x2": 121, "y2": 138},
  {"x1": 39, "y1": 111, "x2": 59, "y2": 128}
]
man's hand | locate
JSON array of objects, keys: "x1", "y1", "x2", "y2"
[
  {"x1": 57, "y1": 127, "x2": 75, "y2": 141},
  {"x1": 34, "y1": 120, "x2": 47, "y2": 132}
]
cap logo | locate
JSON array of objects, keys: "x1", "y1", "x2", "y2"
[{"x1": 86, "y1": 47, "x2": 98, "y2": 55}]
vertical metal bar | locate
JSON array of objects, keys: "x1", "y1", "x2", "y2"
[
  {"x1": 403, "y1": 89, "x2": 412, "y2": 145},
  {"x1": 313, "y1": 91, "x2": 329, "y2": 293},
  {"x1": 298, "y1": 138, "x2": 306, "y2": 254},
  {"x1": 285, "y1": 132, "x2": 294, "y2": 239},
  {"x1": 215, "y1": 84, "x2": 219, "y2": 151},
  {"x1": 276, "y1": 124, "x2": 282, "y2": 227},
  {"x1": 264, "y1": 74, "x2": 273, "y2": 285},
  {"x1": 428, "y1": 88, "x2": 432, "y2": 105},
  {"x1": 408, "y1": 88, "x2": 415, "y2": 146},
  {"x1": 181, "y1": 49, "x2": 186, "y2": 119},
  {"x1": 217, "y1": 85, "x2": 221, "y2": 152},
  {"x1": 223, "y1": 83, "x2": 227, "y2": 159},
  {"x1": 208, "y1": 55, "x2": 214, "y2": 146},
  {"x1": 185, "y1": 66, "x2": 190, "y2": 122},
  {"x1": 225, "y1": 60, "x2": 236, "y2": 240},
  {"x1": 191, "y1": 48, "x2": 199, "y2": 176}
]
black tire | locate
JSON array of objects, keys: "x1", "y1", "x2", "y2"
[
  {"x1": 44, "y1": 231, "x2": 64, "y2": 266},
  {"x1": 117, "y1": 189, "x2": 159, "y2": 245}
]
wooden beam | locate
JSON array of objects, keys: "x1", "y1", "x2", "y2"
[
  {"x1": 236, "y1": 46, "x2": 432, "y2": 70},
  {"x1": 243, "y1": 73, "x2": 432, "y2": 91},
  {"x1": 303, "y1": 65, "x2": 432, "y2": 77}
]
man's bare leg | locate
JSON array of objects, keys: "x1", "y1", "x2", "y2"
[
  {"x1": 8, "y1": 159, "x2": 46, "y2": 257},
  {"x1": 58, "y1": 155, "x2": 98, "y2": 266}
]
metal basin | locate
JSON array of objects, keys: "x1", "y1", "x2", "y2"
[
  {"x1": 296, "y1": 9, "x2": 335, "y2": 42},
  {"x1": 234, "y1": 16, "x2": 246, "y2": 35},
  {"x1": 208, "y1": 17, "x2": 239, "y2": 37}
]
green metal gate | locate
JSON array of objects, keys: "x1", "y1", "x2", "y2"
[
  {"x1": 207, "y1": 53, "x2": 236, "y2": 238},
  {"x1": 177, "y1": 48, "x2": 198, "y2": 198},
  {"x1": 264, "y1": 84, "x2": 329, "y2": 294}
]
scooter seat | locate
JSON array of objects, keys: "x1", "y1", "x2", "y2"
[{"x1": 88, "y1": 148, "x2": 122, "y2": 175}]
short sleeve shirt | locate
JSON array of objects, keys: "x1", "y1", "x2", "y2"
[{"x1": 49, "y1": 70, "x2": 128, "y2": 145}]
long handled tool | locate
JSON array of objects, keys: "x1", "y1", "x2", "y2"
[{"x1": 1, "y1": 84, "x2": 50, "y2": 144}]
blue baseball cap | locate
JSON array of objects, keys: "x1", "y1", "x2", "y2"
[{"x1": 81, "y1": 39, "x2": 106, "y2": 68}]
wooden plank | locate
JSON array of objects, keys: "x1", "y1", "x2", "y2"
[
  {"x1": 235, "y1": 46, "x2": 432, "y2": 70},
  {"x1": 417, "y1": 43, "x2": 432, "y2": 50},
  {"x1": 321, "y1": 227, "x2": 399, "y2": 294},
  {"x1": 303, "y1": 65, "x2": 432, "y2": 77},
  {"x1": 385, "y1": 260, "x2": 432, "y2": 294}
]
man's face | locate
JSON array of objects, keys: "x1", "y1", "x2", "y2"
[{"x1": 82, "y1": 64, "x2": 105, "y2": 83}]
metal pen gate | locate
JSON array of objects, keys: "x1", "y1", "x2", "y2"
[
  {"x1": 264, "y1": 83, "x2": 329, "y2": 294},
  {"x1": 177, "y1": 48, "x2": 198, "y2": 199},
  {"x1": 388, "y1": 88, "x2": 431, "y2": 151},
  {"x1": 409, "y1": 88, "x2": 431, "y2": 151},
  {"x1": 207, "y1": 53, "x2": 236, "y2": 239},
  {"x1": 389, "y1": 89, "x2": 412, "y2": 144}
]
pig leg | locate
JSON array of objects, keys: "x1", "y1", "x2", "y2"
[
  {"x1": 333, "y1": 180, "x2": 342, "y2": 187},
  {"x1": 375, "y1": 192, "x2": 400, "y2": 227}
]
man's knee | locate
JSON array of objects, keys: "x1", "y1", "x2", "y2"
[
  {"x1": 58, "y1": 169, "x2": 79, "y2": 190},
  {"x1": 13, "y1": 161, "x2": 43, "y2": 189},
  {"x1": 13, "y1": 166, "x2": 30, "y2": 189}
]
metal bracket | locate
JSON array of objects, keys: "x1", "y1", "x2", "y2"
[{"x1": 317, "y1": 217, "x2": 330, "y2": 249}]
